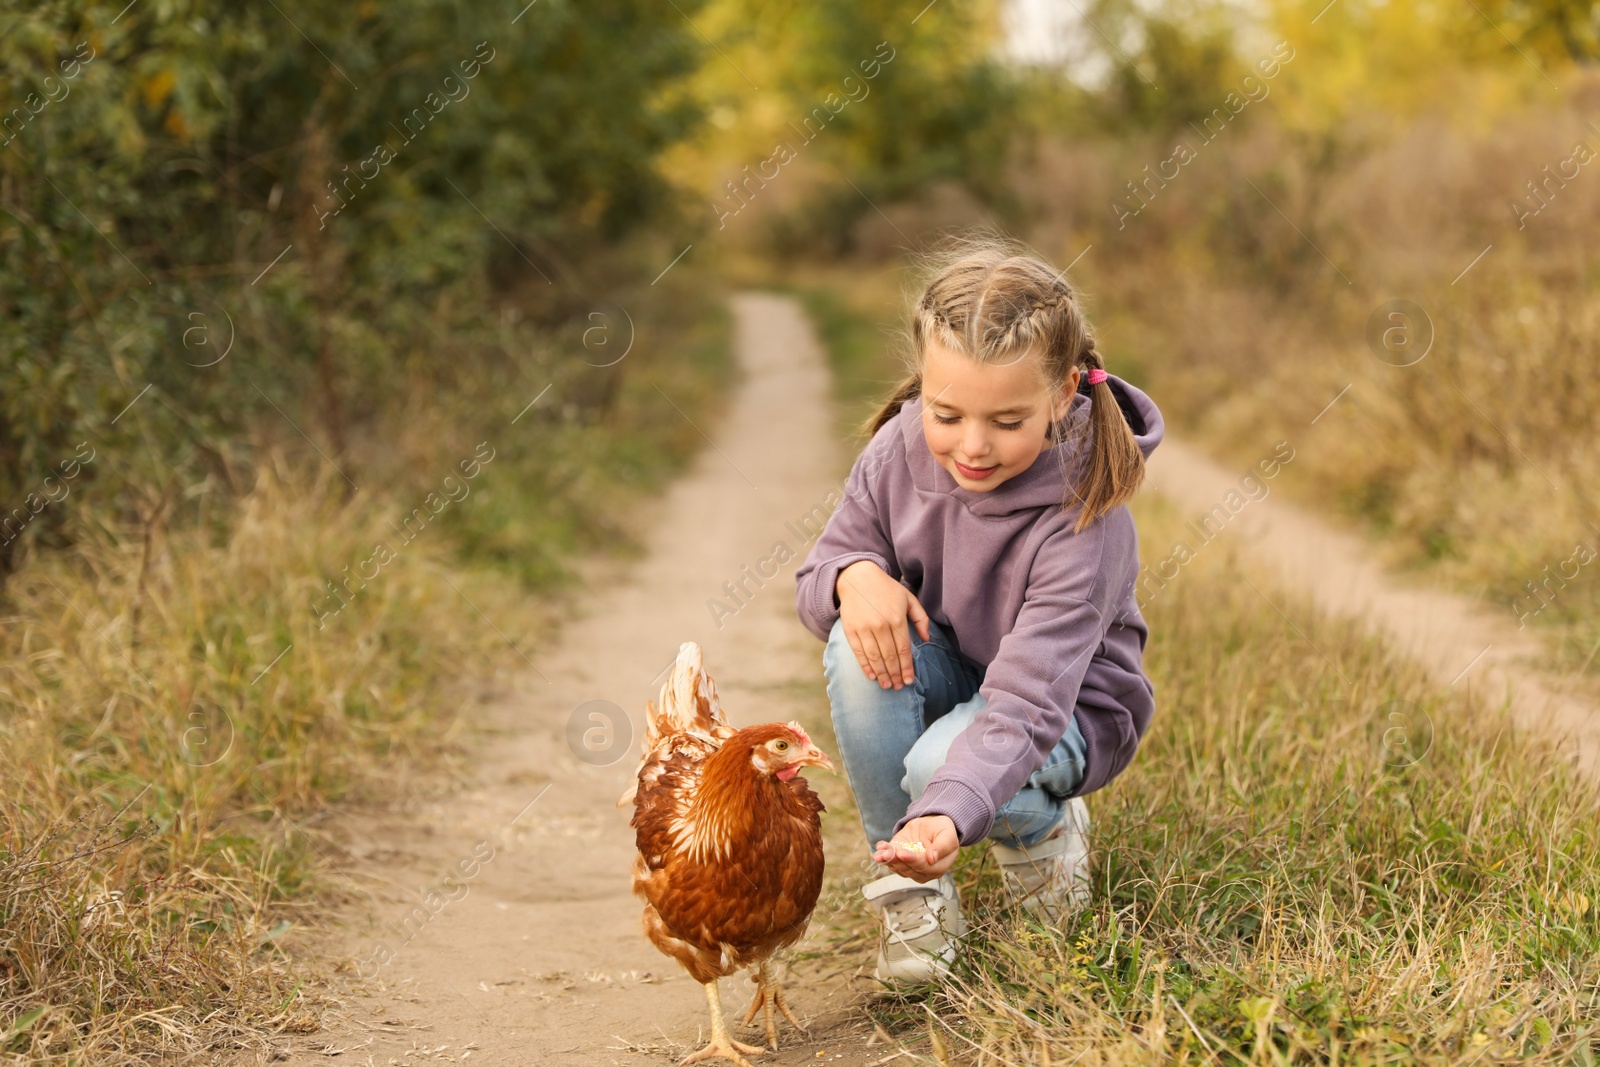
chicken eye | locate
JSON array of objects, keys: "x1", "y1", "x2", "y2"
[{"x1": 773, "y1": 739, "x2": 790, "y2": 753}]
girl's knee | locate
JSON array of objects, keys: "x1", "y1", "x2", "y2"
[
  {"x1": 824, "y1": 619, "x2": 895, "y2": 738},
  {"x1": 823, "y1": 618, "x2": 854, "y2": 669},
  {"x1": 898, "y1": 695, "x2": 983, "y2": 799},
  {"x1": 825, "y1": 616, "x2": 945, "y2": 680},
  {"x1": 989, "y1": 801, "x2": 1064, "y2": 848},
  {"x1": 900, "y1": 740, "x2": 943, "y2": 801},
  {"x1": 823, "y1": 619, "x2": 875, "y2": 692},
  {"x1": 824, "y1": 617, "x2": 923, "y2": 695}
]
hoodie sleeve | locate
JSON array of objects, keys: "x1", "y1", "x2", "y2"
[
  {"x1": 793, "y1": 426, "x2": 902, "y2": 642},
  {"x1": 897, "y1": 511, "x2": 1144, "y2": 845}
]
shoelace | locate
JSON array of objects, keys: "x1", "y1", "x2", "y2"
[{"x1": 879, "y1": 891, "x2": 942, "y2": 943}]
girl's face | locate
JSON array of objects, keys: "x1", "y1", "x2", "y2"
[{"x1": 919, "y1": 338, "x2": 1077, "y2": 492}]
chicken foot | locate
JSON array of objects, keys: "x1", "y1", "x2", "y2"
[
  {"x1": 740, "y1": 959, "x2": 806, "y2": 1051},
  {"x1": 680, "y1": 980, "x2": 766, "y2": 1066}
]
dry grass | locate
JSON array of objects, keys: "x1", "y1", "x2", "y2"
[
  {"x1": 0, "y1": 291, "x2": 732, "y2": 1063},
  {"x1": 1, "y1": 462, "x2": 483, "y2": 1062}
]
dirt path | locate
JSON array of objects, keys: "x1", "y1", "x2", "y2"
[
  {"x1": 267, "y1": 293, "x2": 1598, "y2": 1067},
  {"x1": 1144, "y1": 443, "x2": 1600, "y2": 774},
  {"x1": 272, "y1": 293, "x2": 882, "y2": 1067}
]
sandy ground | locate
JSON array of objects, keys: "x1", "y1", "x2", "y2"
[
  {"x1": 261, "y1": 293, "x2": 1598, "y2": 1067},
  {"x1": 1144, "y1": 442, "x2": 1600, "y2": 775}
]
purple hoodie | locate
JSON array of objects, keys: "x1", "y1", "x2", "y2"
[{"x1": 794, "y1": 375, "x2": 1164, "y2": 845}]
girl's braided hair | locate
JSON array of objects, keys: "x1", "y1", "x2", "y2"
[{"x1": 863, "y1": 233, "x2": 1144, "y2": 533}]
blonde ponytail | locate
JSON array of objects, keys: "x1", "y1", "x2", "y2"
[
  {"x1": 1070, "y1": 336, "x2": 1146, "y2": 533},
  {"x1": 860, "y1": 372, "x2": 921, "y2": 439}
]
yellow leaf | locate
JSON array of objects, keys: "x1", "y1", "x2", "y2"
[{"x1": 142, "y1": 70, "x2": 175, "y2": 109}]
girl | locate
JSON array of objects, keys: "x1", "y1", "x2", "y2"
[{"x1": 793, "y1": 237, "x2": 1163, "y2": 983}]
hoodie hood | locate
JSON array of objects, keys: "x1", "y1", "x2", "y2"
[{"x1": 898, "y1": 372, "x2": 1165, "y2": 518}]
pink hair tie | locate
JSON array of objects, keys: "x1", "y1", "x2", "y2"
[{"x1": 1086, "y1": 368, "x2": 1108, "y2": 385}]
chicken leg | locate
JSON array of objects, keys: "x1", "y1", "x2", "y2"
[
  {"x1": 680, "y1": 980, "x2": 765, "y2": 1066},
  {"x1": 741, "y1": 959, "x2": 806, "y2": 1051}
]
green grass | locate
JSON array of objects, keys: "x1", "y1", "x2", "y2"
[
  {"x1": 433, "y1": 298, "x2": 733, "y2": 587},
  {"x1": 793, "y1": 284, "x2": 911, "y2": 442},
  {"x1": 800, "y1": 286, "x2": 1600, "y2": 1066}
]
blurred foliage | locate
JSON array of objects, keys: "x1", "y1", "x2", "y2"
[
  {"x1": 0, "y1": 0, "x2": 705, "y2": 575},
  {"x1": 1094, "y1": 0, "x2": 1247, "y2": 131},
  {"x1": 666, "y1": 0, "x2": 1029, "y2": 253},
  {"x1": 1090, "y1": 0, "x2": 1592, "y2": 137},
  {"x1": 666, "y1": 0, "x2": 1595, "y2": 257},
  {"x1": 778, "y1": 0, "x2": 1023, "y2": 209}
]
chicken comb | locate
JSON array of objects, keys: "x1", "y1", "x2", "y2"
[{"x1": 784, "y1": 720, "x2": 813, "y2": 747}]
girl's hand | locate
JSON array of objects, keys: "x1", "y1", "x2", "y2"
[
  {"x1": 873, "y1": 816, "x2": 959, "y2": 882},
  {"x1": 836, "y1": 560, "x2": 931, "y2": 689}
]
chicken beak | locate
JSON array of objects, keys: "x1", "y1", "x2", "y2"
[{"x1": 800, "y1": 746, "x2": 835, "y2": 773}]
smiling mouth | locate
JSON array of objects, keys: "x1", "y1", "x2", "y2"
[{"x1": 954, "y1": 460, "x2": 999, "y2": 479}]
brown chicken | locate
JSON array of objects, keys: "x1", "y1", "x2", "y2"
[{"x1": 618, "y1": 642, "x2": 832, "y2": 1066}]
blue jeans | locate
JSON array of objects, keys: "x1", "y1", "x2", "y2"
[{"x1": 823, "y1": 617, "x2": 1087, "y2": 854}]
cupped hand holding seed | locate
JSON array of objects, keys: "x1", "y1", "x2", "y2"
[{"x1": 873, "y1": 815, "x2": 958, "y2": 882}]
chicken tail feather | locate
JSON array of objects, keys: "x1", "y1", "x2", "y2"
[
  {"x1": 645, "y1": 642, "x2": 733, "y2": 745},
  {"x1": 622, "y1": 643, "x2": 735, "y2": 810}
]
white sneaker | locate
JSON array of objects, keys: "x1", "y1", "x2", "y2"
[
  {"x1": 989, "y1": 796, "x2": 1091, "y2": 922},
  {"x1": 861, "y1": 872, "x2": 966, "y2": 984}
]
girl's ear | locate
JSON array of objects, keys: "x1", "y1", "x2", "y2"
[{"x1": 1051, "y1": 368, "x2": 1079, "y2": 422}]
